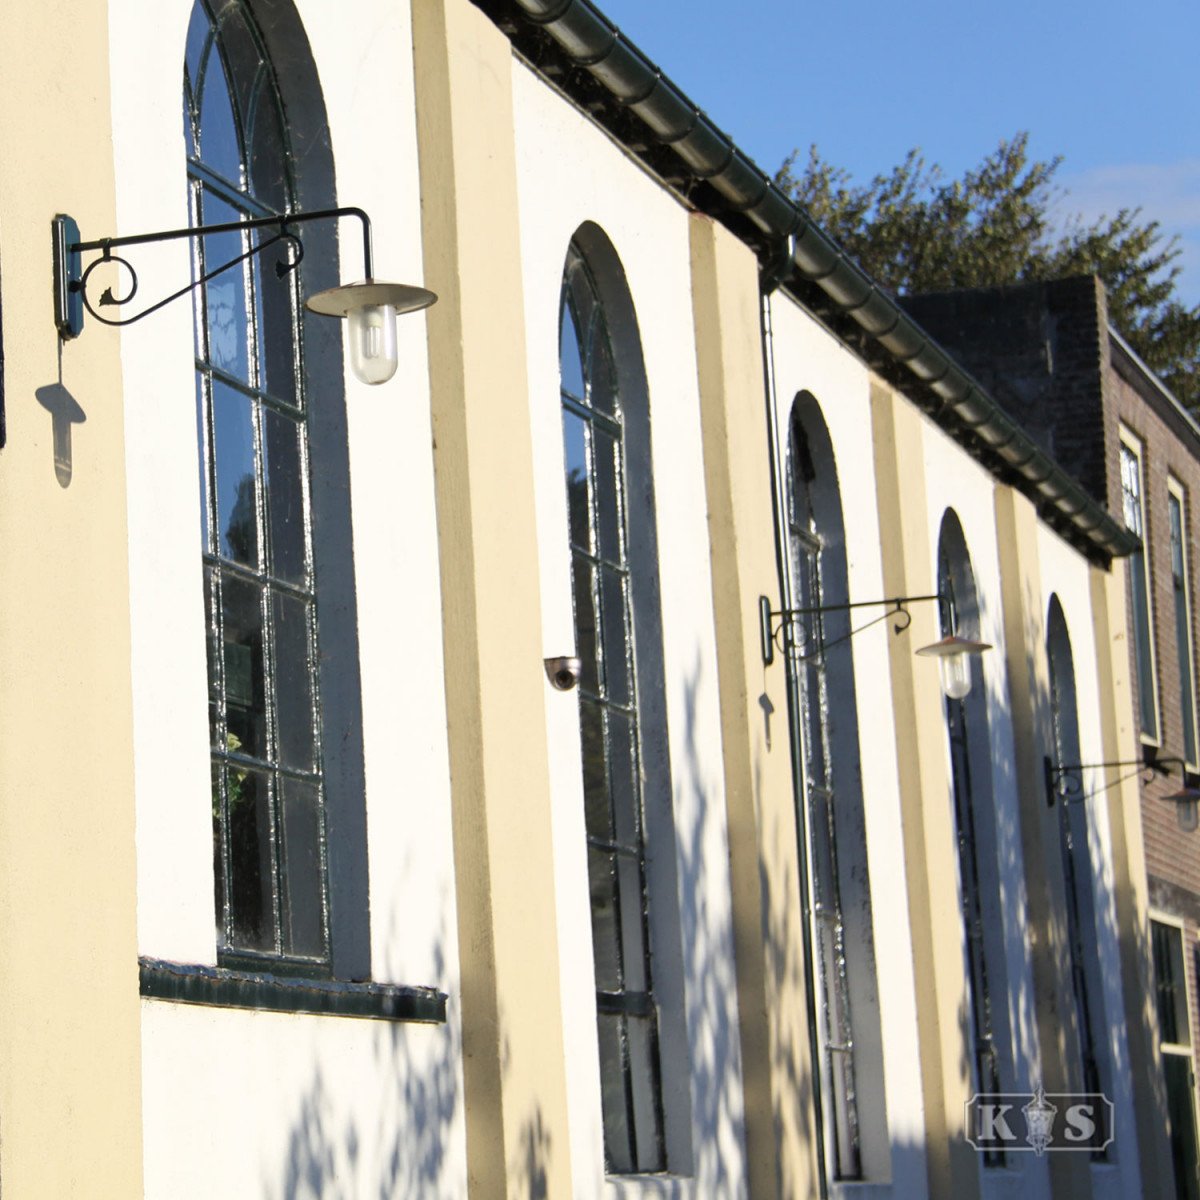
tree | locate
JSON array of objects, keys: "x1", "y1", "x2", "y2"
[{"x1": 775, "y1": 134, "x2": 1200, "y2": 408}]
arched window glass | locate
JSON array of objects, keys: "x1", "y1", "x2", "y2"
[
  {"x1": 786, "y1": 395, "x2": 887, "y2": 1183},
  {"x1": 1046, "y1": 597, "x2": 1110, "y2": 1130},
  {"x1": 937, "y1": 512, "x2": 1010, "y2": 1165},
  {"x1": 185, "y1": 0, "x2": 328, "y2": 969},
  {"x1": 560, "y1": 240, "x2": 667, "y2": 1174}
]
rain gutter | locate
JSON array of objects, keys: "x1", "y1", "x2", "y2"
[{"x1": 478, "y1": 0, "x2": 1139, "y2": 564}]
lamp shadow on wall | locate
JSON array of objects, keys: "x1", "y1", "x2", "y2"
[{"x1": 35, "y1": 380, "x2": 86, "y2": 488}]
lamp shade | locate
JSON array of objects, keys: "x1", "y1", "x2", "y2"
[
  {"x1": 915, "y1": 633, "x2": 992, "y2": 700},
  {"x1": 306, "y1": 280, "x2": 437, "y2": 386},
  {"x1": 1162, "y1": 785, "x2": 1200, "y2": 833}
]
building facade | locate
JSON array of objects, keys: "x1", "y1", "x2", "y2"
[
  {"x1": 0, "y1": 2, "x2": 1176, "y2": 1197},
  {"x1": 907, "y1": 275, "x2": 1200, "y2": 1200}
]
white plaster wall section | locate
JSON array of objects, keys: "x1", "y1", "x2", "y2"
[
  {"x1": 767, "y1": 294, "x2": 928, "y2": 1196},
  {"x1": 110, "y1": 0, "x2": 466, "y2": 1193},
  {"x1": 511, "y1": 58, "x2": 748, "y2": 1200},
  {"x1": 919, "y1": 422, "x2": 1050, "y2": 1200},
  {"x1": 293, "y1": 0, "x2": 454, "y2": 993},
  {"x1": 1035, "y1": 525, "x2": 1142, "y2": 1200},
  {"x1": 110, "y1": 0, "x2": 215, "y2": 965},
  {"x1": 141, "y1": 1001, "x2": 466, "y2": 1199}
]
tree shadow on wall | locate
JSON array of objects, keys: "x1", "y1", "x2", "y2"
[{"x1": 274, "y1": 906, "x2": 462, "y2": 1200}]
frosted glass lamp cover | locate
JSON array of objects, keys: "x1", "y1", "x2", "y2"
[
  {"x1": 349, "y1": 302, "x2": 398, "y2": 385},
  {"x1": 1164, "y1": 786, "x2": 1200, "y2": 833},
  {"x1": 915, "y1": 633, "x2": 991, "y2": 700},
  {"x1": 939, "y1": 652, "x2": 972, "y2": 700},
  {"x1": 305, "y1": 278, "x2": 437, "y2": 387},
  {"x1": 1180, "y1": 799, "x2": 1199, "y2": 834}
]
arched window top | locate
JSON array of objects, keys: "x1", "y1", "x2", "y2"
[
  {"x1": 1047, "y1": 595, "x2": 1074, "y2": 672},
  {"x1": 184, "y1": 0, "x2": 291, "y2": 211},
  {"x1": 937, "y1": 509, "x2": 982, "y2": 640},
  {"x1": 787, "y1": 392, "x2": 847, "y2": 559},
  {"x1": 560, "y1": 242, "x2": 618, "y2": 421}
]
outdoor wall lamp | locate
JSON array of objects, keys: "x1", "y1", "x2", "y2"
[
  {"x1": 1162, "y1": 781, "x2": 1200, "y2": 832},
  {"x1": 758, "y1": 592, "x2": 991, "y2": 697},
  {"x1": 52, "y1": 206, "x2": 436, "y2": 386},
  {"x1": 1044, "y1": 755, "x2": 1186, "y2": 808}
]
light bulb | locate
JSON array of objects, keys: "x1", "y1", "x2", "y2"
[
  {"x1": 348, "y1": 302, "x2": 398, "y2": 385},
  {"x1": 939, "y1": 651, "x2": 972, "y2": 700}
]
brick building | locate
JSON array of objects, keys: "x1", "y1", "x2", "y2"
[{"x1": 906, "y1": 276, "x2": 1200, "y2": 1199}]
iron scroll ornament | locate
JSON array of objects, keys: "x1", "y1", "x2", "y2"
[
  {"x1": 52, "y1": 205, "x2": 434, "y2": 343},
  {"x1": 1043, "y1": 755, "x2": 1185, "y2": 807},
  {"x1": 758, "y1": 592, "x2": 944, "y2": 666}
]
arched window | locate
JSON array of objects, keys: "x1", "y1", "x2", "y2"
[
  {"x1": 937, "y1": 511, "x2": 1010, "y2": 1165},
  {"x1": 1046, "y1": 597, "x2": 1110, "y2": 1114},
  {"x1": 559, "y1": 232, "x2": 679, "y2": 1175},
  {"x1": 786, "y1": 394, "x2": 887, "y2": 1183},
  {"x1": 185, "y1": 0, "x2": 366, "y2": 975}
]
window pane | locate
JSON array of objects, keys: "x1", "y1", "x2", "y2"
[
  {"x1": 1165, "y1": 1052, "x2": 1200, "y2": 1200},
  {"x1": 597, "y1": 1013, "x2": 634, "y2": 1174},
  {"x1": 572, "y1": 558, "x2": 599, "y2": 695},
  {"x1": 588, "y1": 315, "x2": 617, "y2": 417},
  {"x1": 280, "y1": 778, "x2": 326, "y2": 958},
  {"x1": 263, "y1": 407, "x2": 307, "y2": 585},
  {"x1": 563, "y1": 410, "x2": 591, "y2": 552},
  {"x1": 560, "y1": 304, "x2": 585, "y2": 403},
  {"x1": 615, "y1": 852, "x2": 648, "y2": 991},
  {"x1": 273, "y1": 590, "x2": 315, "y2": 772},
  {"x1": 580, "y1": 699, "x2": 611, "y2": 840},
  {"x1": 198, "y1": 47, "x2": 242, "y2": 187},
  {"x1": 1154, "y1": 922, "x2": 1190, "y2": 1046},
  {"x1": 599, "y1": 566, "x2": 632, "y2": 706},
  {"x1": 227, "y1": 764, "x2": 275, "y2": 951},
  {"x1": 593, "y1": 427, "x2": 622, "y2": 562},
  {"x1": 222, "y1": 574, "x2": 266, "y2": 759},
  {"x1": 607, "y1": 709, "x2": 639, "y2": 848},
  {"x1": 588, "y1": 847, "x2": 622, "y2": 992},
  {"x1": 626, "y1": 1014, "x2": 665, "y2": 1171},
  {"x1": 202, "y1": 192, "x2": 252, "y2": 382},
  {"x1": 212, "y1": 381, "x2": 258, "y2": 567},
  {"x1": 254, "y1": 249, "x2": 298, "y2": 406}
]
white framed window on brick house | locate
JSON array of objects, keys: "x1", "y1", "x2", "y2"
[
  {"x1": 1151, "y1": 915, "x2": 1200, "y2": 1199},
  {"x1": 1120, "y1": 426, "x2": 1161, "y2": 744},
  {"x1": 1168, "y1": 477, "x2": 1199, "y2": 769}
]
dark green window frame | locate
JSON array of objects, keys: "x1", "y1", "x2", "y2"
[
  {"x1": 186, "y1": 0, "x2": 330, "y2": 973},
  {"x1": 560, "y1": 242, "x2": 666, "y2": 1175}
]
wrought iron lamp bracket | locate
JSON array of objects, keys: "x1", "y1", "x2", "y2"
[
  {"x1": 53, "y1": 205, "x2": 375, "y2": 341},
  {"x1": 1044, "y1": 755, "x2": 1184, "y2": 808},
  {"x1": 758, "y1": 592, "x2": 943, "y2": 666}
]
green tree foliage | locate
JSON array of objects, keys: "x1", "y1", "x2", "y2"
[{"x1": 775, "y1": 133, "x2": 1200, "y2": 408}]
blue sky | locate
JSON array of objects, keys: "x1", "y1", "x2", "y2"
[{"x1": 596, "y1": 0, "x2": 1200, "y2": 307}]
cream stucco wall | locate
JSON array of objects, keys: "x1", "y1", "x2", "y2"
[
  {"x1": 768, "y1": 297, "x2": 929, "y2": 1199},
  {"x1": 0, "y1": 1, "x2": 145, "y2": 1194},
  {"x1": 511, "y1": 54, "x2": 748, "y2": 1200},
  {"x1": 105, "y1": 0, "x2": 467, "y2": 1194}
]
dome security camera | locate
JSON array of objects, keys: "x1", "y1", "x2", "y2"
[{"x1": 544, "y1": 656, "x2": 582, "y2": 692}]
